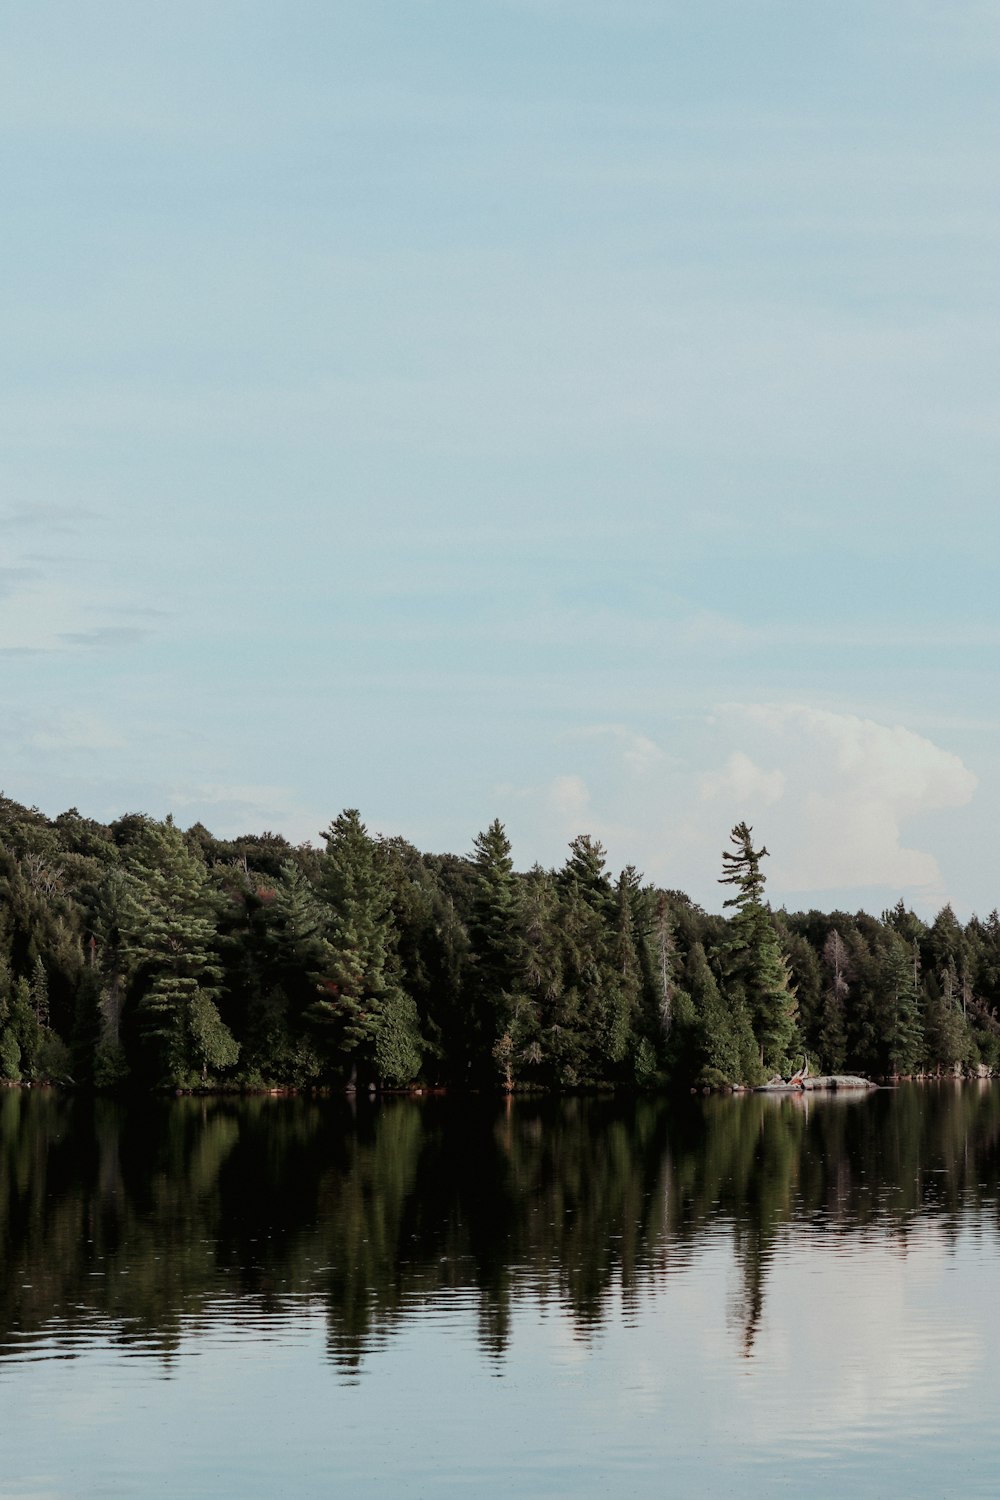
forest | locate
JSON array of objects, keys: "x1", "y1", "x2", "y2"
[{"x1": 0, "y1": 792, "x2": 997, "y2": 1092}]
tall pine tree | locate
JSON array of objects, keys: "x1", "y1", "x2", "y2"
[
  {"x1": 124, "y1": 819, "x2": 238, "y2": 1086},
  {"x1": 308, "y1": 810, "x2": 422, "y2": 1086},
  {"x1": 718, "y1": 823, "x2": 797, "y2": 1078}
]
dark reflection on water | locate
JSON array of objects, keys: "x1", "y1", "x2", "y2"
[{"x1": 2, "y1": 1081, "x2": 999, "y2": 1376}]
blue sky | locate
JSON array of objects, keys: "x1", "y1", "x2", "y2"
[{"x1": 2, "y1": 1, "x2": 999, "y2": 916}]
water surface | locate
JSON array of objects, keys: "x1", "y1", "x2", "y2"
[{"x1": 2, "y1": 1083, "x2": 998, "y2": 1496}]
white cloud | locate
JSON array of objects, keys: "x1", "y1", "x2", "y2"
[
  {"x1": 574, "y1": 724, "x2": 665, "y2": 775},
  {"x1": 548, "y1": 773, "x2": 591, "y2": 822},
  {"x1": 499, "y1": 703, "x2": 978, "y2": 909},
  {"x1": 697, "y1": 704, "x2": 978, "y2": 898},
  {"x1": 699, "y1": 750, "x2": 785, "y2": 806}
]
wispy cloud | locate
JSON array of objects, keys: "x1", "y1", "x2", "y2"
[
  {"x1": 167, "y1": 782, "x2": 322, "y2": 845},
  {"x1": 0, "y1": 567, "x2": 36, "y2": 601},
  {"x1": 0, "y1": 504, "x2": 100, "y2": 532},
  {"x1": 29, "y1": 712, "x2": 125, "y2": 753},
  {"x1": 58, "y1": 626, "x2": 152, "y2": 650},
  {"x1": 573, "y1": 723, "x2": 665, "y2": 775}
]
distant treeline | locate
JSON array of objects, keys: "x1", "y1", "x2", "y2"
[{"x1": 0, "y1": 794, "x2": 997, "y2": 1090}]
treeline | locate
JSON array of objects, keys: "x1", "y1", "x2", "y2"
[{"x1": 0, "y1": 794, "x2": 998, "y2": 1090}]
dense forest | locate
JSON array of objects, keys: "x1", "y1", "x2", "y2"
[{"x1": 0, "y1": 793, "x2": 997, "y2": 1091}]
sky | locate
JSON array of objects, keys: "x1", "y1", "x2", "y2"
[{"x1": 2, "y1": 0, "x2": 1000, "y2": 918}]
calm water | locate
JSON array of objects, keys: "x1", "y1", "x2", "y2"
[{"x1": 2, "y1": 1084, "x2": 999, "y2": 1497}]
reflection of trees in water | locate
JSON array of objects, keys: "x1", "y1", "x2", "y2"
[
  {"x1": 684, "y1": 1083, "x2": 1000, "y2": 1354},
  {"x1": 1, "y1": 1083, "x2": 1000, "y2": 1372}
]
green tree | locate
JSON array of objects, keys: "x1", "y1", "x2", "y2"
[
  {"x1": 230, "y1": 860, "x2": 326, "y2": 1086},
  {"x1": 8, "y1": 977, "x2": 41, "y2": 1078},
  {"x1": 553, "y1": 836, "x2": 629, "y2": 1084},
  {"x1": 514, "y1": 865, "x2": 562, "y2": 1083},
  {"x1": 847, "y1": 918, "x2": 922, "y2": 1076},
  {"x1": 380, "y1": 841, "x2": 470, "y2": 1084},
  {"x1": 883, "y1": 934, "x2": 923, "y2": 1075},
  {"x1": 468, "y1": 820, "x2": 523, "y2": 1077},
  {"x1": 614, "y1": 866, "x2": 670, "y2": 1081},
  {"x1": 0, "y1": 957, "x2": 20, "y2": 1081},
  {"x1": 682, "y1": 940, "x2": 757, "y2": 1084},
  {"x1": 818, "y1": 928, "x2": 850, "y2": 1073},
  {"x1": 308, "y1": 810, "x2": 421, "y2": 1086},
  {"x1": 124, "y1": 819, "x2": 238, "y2": 1086},
  {"x1": 79, "y1": 867, "x2": 143, "y2": 1085},
  {"x1": 718, "y1": 823, "x2": 797, "y2": 1077}
]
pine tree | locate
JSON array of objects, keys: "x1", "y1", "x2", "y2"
[
  {"x1": 124, "y1": 819, "x2": 238, "y2": 1086},
  {"x1": 9, "y1": 976, "x2": 41, "y2": 1078},
  {"x1": 30, "y1": 955, "x2": 49, "y2": 1028},
  {"x1": 86, "y1": 866, "x2": 144, "y2": 1086},
  {"x1": 379, "y1": 840, "x2": 470, "y2": 1084},
  {"x1": 883, "y1": 934, "x2": 923, "y2": 1076},
  {"x1": 921, "y1": 956, "x2": 966, "y2": 1073},
  {"x1": 819, "y1": 929, "x2": 850, "y2": 1073},
  {"x1": 515, "y1": 864, "x2": 562, "y2": 1082},
  {"x1": 308, "y1": 810, "x2": 421, "y2": 1086},
  {"x1": 684, "y1": 940, "x2": 757, "y2": 1084},
  {"x1": 234, "y1": 859, "x2": 327, "y2": 1085},
  {"x1": 614, "y1": 867, "x2": 649, "y2": 1077},
  {"x1": 0, "y1": 956, "x2": 20, "y2": 1081},
  {"x1": 718, "y1": 823, "x2": 797, "y2": 1077},
  {"x1": 846, "y1": 919, "x2": 923, "y2": 1076},
  {"x1": 652, "y1": 891, "x2": 675, "y2": 1039},
  {"x1": 558, "y1": 835, "x2": 615, "y2": 916},
  {"x1": 554, "y1": 835, "x2": 626, "y2": 1083},
  {"x1": 468, "y1": 820, "x2": 523, "y2": 1075}
]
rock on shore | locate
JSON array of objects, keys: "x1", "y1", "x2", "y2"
[{"x1": 754, "y1": 1075, "x2": 877, "y2": 1093}]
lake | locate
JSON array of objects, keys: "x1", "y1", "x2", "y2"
[{"x1": 1, "y1": 1083, "x2": 999, "y2": 1497}]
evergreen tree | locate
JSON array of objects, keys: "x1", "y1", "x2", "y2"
[
  {"x1": 651, "y1": 891, "x2": 675, "y2": 1039},
  {"x1": 124, "y1": 819, "x2": 238, "y2": 1086},
  {"x1": 30, "y1": 955, "x2": 49, "y2": 1028},
  {"x1": 308, "y1": 810, "x2": 421, "y2": 1086},
  {"x1": 9, "y1": 977, "x2": 41, "y2": 1078},
  {"x1": 0, "y1": 956, "x2": 20, "y2": 1081},
  {"x1": 819, "y1": 928, "x2": 851, "y2": 1073},
  {"x1": 883, "y1": 934, "x2": 923, "y2": 1075},
  {"x1": 85, "y1": 866, "x2": 144, "y2": 1086},
  {"x1": 516, "y1": 864, "x2": 562, "y2": 1082},
  {"x1": 558, "y1": 834, "x2": 614, "y2": 915},
  {"x1": 921, "y1": 957, "x2": 967, "y2": 1073},
  {"x1": 231, "y1": 860, "x2": 326, "y2": 1085},
  {"x1": 614, "y1": 867, "x2": 648, "y2": 1074},
  {"x1": 468, "y1": 820, "x2": 523, "y2": 1077},
  {"x1": 380, "y1": 840, "x2": 470, "y2": 1084},
  {"x1": 554, "y1": 836, "x2": 628, "y2": 1083},
  {"x1": 683, "y1": 941, "x2": 757, "y2": 1084},
  {"x1": 846, "y1": 919, "x2": 923, "y2": 1076},
  {"x1": 718, "y1": 823, "x2": 797, "y2": 1076}
]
